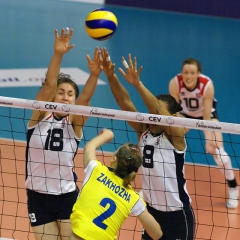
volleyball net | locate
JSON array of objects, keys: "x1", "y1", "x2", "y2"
[{"x1": 0, "y1": 96, "x2": 240, "y2": 240}]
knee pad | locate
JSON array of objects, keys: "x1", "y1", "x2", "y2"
[{"x1": 213, "y1": 147, "x2": 230, "y2": 167}]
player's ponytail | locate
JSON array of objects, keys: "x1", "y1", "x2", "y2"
[{"x1": 115, "y1": 143, "x2": 142, "y2": 187}]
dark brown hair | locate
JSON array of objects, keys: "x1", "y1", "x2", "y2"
[
  {"x1": 115, "y1": 143, "x2": 143, "y2": 187},
  {"x1": 42, "y1": 73, "x2": 80, "y2": 99},
  {"x1": 155, "y1": 94, "x2": 183, "y2": 114},
  {"x1": 57, "y1": 73, "x2": 79, "y2": 99},
  {"x1": 182, "y1": 58, "x2": 202, "y2": 72}
]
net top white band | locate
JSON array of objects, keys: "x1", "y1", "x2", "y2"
[{"x1": 0, "y1": 96, "x2": 239, "y2": 134}]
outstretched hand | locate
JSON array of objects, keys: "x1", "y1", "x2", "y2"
[
  {"x1": 86, "y1": 46, "x2": 103, "y2": 77},
  {"x1": 118, "y1": 54, "x2": 143, "y2": 86},
  {"x1": 100, "y1": 48, "x2": 115, "y2": 77},
  {"x1": 54, "y1": 28, "x2": 75, "y2": 55}
]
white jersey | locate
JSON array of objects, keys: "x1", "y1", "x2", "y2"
[
  {"x1": 175, "y1": 73, "x2": 217, "y2": 118},
  {"x1": 138, "y1": 129, "x2": 191, "y2": 212},
  {"x1": 25, "y1": 113, "x2": 81, "y2": 195}
]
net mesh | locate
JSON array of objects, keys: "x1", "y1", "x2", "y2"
[{"x1": 0, "y1": 96, "x2": 240, "y2": 240}]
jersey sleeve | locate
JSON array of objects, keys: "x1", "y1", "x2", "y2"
[
  {"x1": 130, "y1": 197, "x2": 146, "y2": 216},
  {"x1": 82, "y1": 160, "x2": 99, "y2": 185}
]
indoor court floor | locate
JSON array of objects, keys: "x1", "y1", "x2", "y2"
[
  {"x1": 0, "y1": 139, "x2": 240, "y2": 240},
  {"x1": 1, "y1": 0, "x2": 240, "y2": 239}
]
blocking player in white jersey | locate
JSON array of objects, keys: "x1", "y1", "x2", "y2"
[
  {"x1": 101, "y1": 48, "x2": 195, "y2": 240},
  {"x1": 26, "y1": 28, "x2": 103, "y2": 240},
  {"x1": 169, "y1": 58, "x2": 238, "y2": 209}
]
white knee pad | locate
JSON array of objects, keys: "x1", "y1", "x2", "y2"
[
  {"x1": 213, "y1": 147, "x2": 230, "y2": 167},
  {"x1": 213, "y1": 147, "x2": 235, "y2": 180}
]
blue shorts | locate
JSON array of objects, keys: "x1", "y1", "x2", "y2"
[
  {"x1": 27, "y1": 188, "x2": 79, "y2": 226},
  {"x1": 142, "y1": 204, "x2": 195, "y2": 240},
  {"x1": 180, "y1": 110, "x2": 219, "y2": 120}
]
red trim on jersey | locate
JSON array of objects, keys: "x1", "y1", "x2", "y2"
[
  {"x1": 197, "y1": 76, "x2": 209, "y2": 96},
  {"x1": 64, "y1": 115, "x2": 69, "y2": 123},
  {"x1": 62, "y1": 115, "x2": 69, "y2": 125},
  {"x1": 176, "y1": 74, "x2": 184, "y2": 93},
  {"x1": 46, "y1": 113, "x2": 53, "y2": 120},
  {"x1": 176, "y1": 74, "x2": 210, "y2": 96},
  {"x1": 142, "y1": 129, "x2": 150, "y2": 136}
]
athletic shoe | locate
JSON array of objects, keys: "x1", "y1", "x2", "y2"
[{"x1": 227, "y1": 187, "x2": 239, "y2": 209}]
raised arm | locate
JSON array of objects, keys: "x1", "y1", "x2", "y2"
[
  {"x1": 83, "y1": 129, "x2": 114, "y2": 168},
  {"x1": 43, "y1": 28, "x2": 75, "y2": 100},
  {"x1": 75, "y1": 47, "x2": 102, "y2": 107},
  {"x1": 118, "y1": 55, "x2": 168, "y2": 116},
  {"x1": 72, "y1": 47, "x2": 103, "y2": 136},
  {"x1": 29, "y1": 28, "x2": 75, "y2": 126},
  {"x1": 119, "y1": 54, "x2": 186, "y2": 150},
  {"x1": 101, "y1": 48, "x2": 145, "y2": 138}
]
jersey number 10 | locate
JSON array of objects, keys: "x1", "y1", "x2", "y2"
[{"x1": 183, "y1": 97, "x2": 199, "y2": 110}]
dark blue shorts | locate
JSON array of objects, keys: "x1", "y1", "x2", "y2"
[
  {"x1": 142, "y1": 204, "x2": 195, "y2": 240},
  {"x1": 180, "y1": 110, "x2": 219, "y2": 120},
  {"x1": 27, "y1": 188, "x2": 79, "y2": 226}
]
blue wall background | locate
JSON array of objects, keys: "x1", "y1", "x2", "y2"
[
  {"x1": 106, "y1": 0, "x2": 240, "y2": 19},
  {"x1": 0, "y1": 0, "x2": 240, "y2": 168}
]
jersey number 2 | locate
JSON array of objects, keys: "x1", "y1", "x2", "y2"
[
  {"x1": 44, "y1": 128, "x2": 63, "y2": 151},
  {"x1": 93, "y1": 198, "x2": 117, "y2": 230}
]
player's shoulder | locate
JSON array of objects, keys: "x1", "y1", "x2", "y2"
[
  {"x1": 140, "y1": 128, "x2": 150, "y2": 138},
  {"x1": 92, "y1": 160, "x2": 105, "y2": 169},
  {"x1": 86, "y1": 159, "x2": 103, "y2": 172},
  {"x1": 174, "y1": 73, "x2": 183, "y2": 80},
  {"x1": 171, "y1": 74, "x2": 184, "y2": 88},
  {"x1": 198, "y1": 74, "x2": 212, "y2": 83}
]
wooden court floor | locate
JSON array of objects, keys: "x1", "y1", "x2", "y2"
[{"x1": 0, "y1": 139, "x2": 239, "y2": 240}]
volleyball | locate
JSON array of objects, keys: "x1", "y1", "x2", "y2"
[{"x1": 85, "y1": 8, "x2": 118, "y2": 41}]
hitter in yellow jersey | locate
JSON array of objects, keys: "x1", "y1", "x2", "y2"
[{"x1": 70, "y1": 129, "x2": 162, "y2": 240}]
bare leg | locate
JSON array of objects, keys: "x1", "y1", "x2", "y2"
[
  {"x1": 208, "y1": 119, "x2": 238, "y2": 208},
  {"x1": 209, "y1": 120, "x2": 235, "y2": 180},
  {"x1": 32, "y1": 221, "x2": 61, "y2": 240},
  {"x1": 70, "y1": 231, "x2": 84, "y2": 240},
  {"x1": 57, "y1": 219, "x2": 72, "y2": 240}
]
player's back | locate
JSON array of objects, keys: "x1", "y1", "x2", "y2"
[{"x1": 71, "y1": 160, "x2": 142, "y2": 240}]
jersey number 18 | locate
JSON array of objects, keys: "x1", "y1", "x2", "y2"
[{"x1": 44, "y1": 128, "x2": 64, "y2": 151}]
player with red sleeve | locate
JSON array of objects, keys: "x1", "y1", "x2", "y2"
[{"x1": 169, "y1": 58, "x2": 238, "y2": 209}]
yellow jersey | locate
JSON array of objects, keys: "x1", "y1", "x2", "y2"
[{"x1": 71, "y1": 160, "x2": 145, "y2": 240}]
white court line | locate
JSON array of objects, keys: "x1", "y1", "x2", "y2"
[
  {"x1": 61, "y1": 0, "x2": 105, "y2": 3},
  {"x1": 0, "y1": 238, "x2": 15, "y2": 240}
]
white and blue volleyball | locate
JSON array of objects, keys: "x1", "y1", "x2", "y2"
[{"x1": 85, "y1": 8, "x2": 118, "y2": 41}]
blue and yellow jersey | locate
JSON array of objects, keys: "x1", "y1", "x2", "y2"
[{"x1": 71, "y1": 160, "x2": 145, "y2": 240}]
